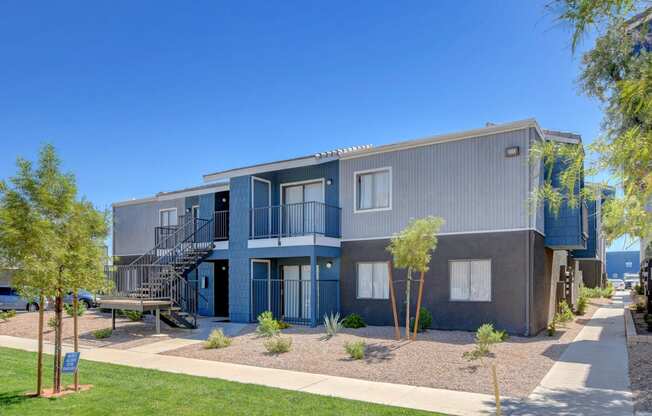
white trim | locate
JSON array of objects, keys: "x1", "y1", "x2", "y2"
[
  {"x1": 353, "y1": 166, "x2": 392, "y2": 214},
  {"x1": 158, "y1": 207, "x2": 178, "y2": 226},
  {"x1": 251, "y1": 176, "x2": 272, "y2": 238},
  {"x1": 279, "y1": 178, "x2": 326, "y2": 204},
  {"x1": 113, "y1": 183, "x2": 229, "y2": 207},
  {"x1": 248, "y1": 235, "x2": 341, "y2": 248},
  {"x1": 204, "y1": 156, "x2": 337, "y2": 182},
  {"x1": 449, "y1": 259, "x2": 492, "y2": 302},
  {"x1": 341, "y1": 227, "x2": 545, "y2": 241},
  {"x1": 213, "y1": 241, "x2": 229, "y2": 250},
  {"x1": 250, "y1": 258, "x2": 272, "y2": 318},
  {"x1": 340, "y1": 119, "x2": 544, "y2": 161},
  {"x1": 355, "y1": 261, "x2": 390, "y2": 300}
]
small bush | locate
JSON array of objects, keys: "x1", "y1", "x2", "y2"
[
  {"x1": 575, "y1": 296, "x2": 588, "y2": 316},
  {"x1": 0, "y1": 310, "x2": 17, "y2": 321},
  {"x1": 345, "y1": 341, "x2": 366, "y2": 360},
  {"x1": 555, "y1": 300, "x2": 574, "y2": 326},
  {"x1": 322, "y1": 312, "x2": 342, "y2": 340},
  {"x1": 636, "y1": 302, "x2": 646, "y2": 313},
  {"x1": 93, "y1": 328, "x2": 112, "y2": 339},
  {"x1": 277, "y1": 320, "x2": 291, "y2": 329},
  {"x1": 547, "y1": 320, "x2": 557, "y2": 336},
  {"x1": 341, "y1": 313, "x2": 366, "y2": 329},
  {"x1": 256, "y1": 311, "x2": 280, "y2": 337},
  {"x1": 496, "y1": 329, "x2": 509, "y2": 341},
  {"x1": 204, "y1": 329, "x2": 232, "y2": 349},
  {"x1": 409, "y1": 307, "x2": 433, "y2": 333},
  {"x1": 463, "y1": 324, "x2": 504, "y2": 360},
  {"x1": 635, "y1": 284, "x2": 645, "y2": 295},
  {"x1": 264, "y1": 336, "x2": 292, "y2": 354},
  {"x1": 64, "y1": 302, "x2": 86, "y2": 317},
  {"x1": 47, "y1": 316, "x2": 59, "y2": 329},
  {"x1": 604, "y1": 281, "x2": 614, "y2": 298},
  {"x1": 121, "y1": 310, "x2": 142, "y2": 321}
]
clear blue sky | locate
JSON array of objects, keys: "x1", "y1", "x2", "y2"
[{"x1": 0, "y1": 1, "x2": 635, "y2": 250}]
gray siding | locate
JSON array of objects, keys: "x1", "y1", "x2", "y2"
[
  {"x1": 340, "y1": 128, "x2": 534, "y2": 240},
  {"x1": 113, "y1": 198, "x2": 185, "y2": 256}
]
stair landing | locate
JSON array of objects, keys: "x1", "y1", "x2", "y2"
[{"x1": 99, "y1": 298, "x2": 173, "y2": 312}]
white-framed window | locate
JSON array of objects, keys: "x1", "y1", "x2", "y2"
[
  {"x1": 159, "y1": 208, "x2": 178, "y2": 226},
  {"x1": 625, "y1": 261, "x2": 633, "y2": 269},
  {"x1": 354, "y1": 167, "x2": 392, "y2": 212},
  {"x1": 450, "y1": 259, "x2": 491, "y2": 302},
  {"x1": 356, "y1": 262, "x2": 389, "y2": 299}
]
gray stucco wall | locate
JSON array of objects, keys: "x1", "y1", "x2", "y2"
[
  {"x1": 339, "y1": 230, "x2": 532, "y2": 335},
  {"x1": 113, "y1": 197, "x2": 186, "y2": 256},
  {"x1": 340, "y1": 128, "x2": 535, "y2": 240}
]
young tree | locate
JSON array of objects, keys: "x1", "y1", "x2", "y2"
[
  {"x1": 0, "y1": 144, "x2": 108, "y2": 394},
  {"x1": 536, "y1": 2, "x2": 652, "y2": 248},
  {"x1": 386, "y1": 216, "x2": 444, "y2": 339},
  {"x1": 463, "y1": 324, "x2": 505, "y2": 416}
]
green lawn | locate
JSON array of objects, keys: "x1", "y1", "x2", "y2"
[{"x1": 0, "y1": 347, "x2": 443, "y2": 415}]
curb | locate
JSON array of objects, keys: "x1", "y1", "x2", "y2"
[{"x1": 624, "y1": 307, "x2": 652, "y2": 345}]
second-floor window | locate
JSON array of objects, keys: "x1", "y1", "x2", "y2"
[
  {"x1": 355, "y1": 168, "x2": 391, "y2": 212},
  {"x1": 159, "y1": 208, "x2": 177, "y2": 227}
]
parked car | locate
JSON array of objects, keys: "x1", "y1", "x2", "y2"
[
  {"x1": 0, "y1": 286, "x2": 48, "y2": 312},
  {"x1": 608, "y1": 278, "x2": 625, "y2": 290},
  {"x1": 63, "y1": 290, "x2": 98, "y2": 309},
  {"x1": 624, "y1": 274, "x2": 640, "y2": 289}
]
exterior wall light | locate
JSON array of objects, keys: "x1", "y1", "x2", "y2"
[
  {"x1": 505, "y1": 146, "x2": 520, "y2": 157},
  {"x1": 326, "y1": 261, "x2": 333, "y2": 269},
  {"x1": 326, "y1": 179, "x2": 332, "y2": 185}
]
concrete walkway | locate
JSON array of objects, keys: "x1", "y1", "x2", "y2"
[{"x1": 506, "y1": 291, "x2": 634, "y2": 415}]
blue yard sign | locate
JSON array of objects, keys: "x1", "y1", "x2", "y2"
[{"x1": 61, "y1": 352, "x2": 80, "y2": 374}]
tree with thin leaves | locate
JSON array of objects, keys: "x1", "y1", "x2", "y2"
[
  {"x1": 463, "y1": 324, "x2": 505, "y2": 416},
  {"x1": 535, "y1": 1, "x2": 652, "y2": 249},
  {"x1": 386, "y1": 216, "x2": 444, "y2": 339},
  {"x1": 0, "y1": 144, "x2": 108, "y2": 395}
]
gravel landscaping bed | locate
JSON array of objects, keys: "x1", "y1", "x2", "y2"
[
  {"x1": 0, "y1": 310, "x2": 183, "y2": 349},
  {"x1": 165, "y1": 299, "x2": 607, "y2": 398},
  {"x1": 629, "y1": 341, "x2": 652, "y2": 413}
]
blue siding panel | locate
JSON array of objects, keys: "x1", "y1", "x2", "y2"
[{"x1": 606, "y1": 251, "x2": 640, "y2": 279}]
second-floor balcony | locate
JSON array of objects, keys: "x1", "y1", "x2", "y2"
[{"x1": 250, "y1": 201, "x2": 341, "y2": 240}]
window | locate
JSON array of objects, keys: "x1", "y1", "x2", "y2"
[
  {"x1": 355, "y1": 168, "x2": 391, "y2": 212},
  {"x1": 159, "y1": 208, "x2": 177, "y2": 226},
  {"x1": 357, "y1": 262, "x2": 389, "y2": 299},
  {"x1": 625, "y1": 261, "x2": 633, "y2": 269},
  {"x1": 450, "y1": 260, "x2": 491, "y2": 301}
]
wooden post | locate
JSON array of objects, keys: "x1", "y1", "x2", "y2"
[
  {"x1": 387, "y1": 262, "x2": 401, "y2": 341},
  {"x1": 112, "y1": 309, "x2": 116, "y2": 330},
  {"x1": 155, "y1": 308, "x2": 160, "y2": 334},
  {"x1": 36, "y1": 293, "x2": 44, "y2": 396},
  {"x1": 412, "y1": 271, "x2": 426, "y2": 341},
  {"x1": 73, "y1": 290, "x2": 79, "y2": 391},
  {"x1": 491, "y1": 363, "x2": 502, "y2": 416}
]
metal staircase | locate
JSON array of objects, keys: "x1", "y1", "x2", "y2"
[{"x1": 105, "y1": 215, "x2": 215, "y2": 329}]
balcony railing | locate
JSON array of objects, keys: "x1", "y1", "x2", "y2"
[
  {"x1": 249, "y1": 201, "x2": 341, "y2": 239},
  {"x1": 155, "y1": 211, "x2": 229, "y2": 247}
]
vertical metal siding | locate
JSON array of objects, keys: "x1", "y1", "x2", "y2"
[{"x1": 340, "y1": 129, "x2": 533, "y2": 240}]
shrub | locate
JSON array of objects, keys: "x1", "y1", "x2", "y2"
[
  {"x1": 322, "y1": 312, "x2": 342, "y2": 340},
  {"x1": 204, "y1": 329, "x2": 232, "y2": 349},
  {"x1": 409, "y1": 307, "x2": 433, "y2": 333},
  {"x1": 0, "y1": 310, "x2": 17, "y2": 321},
  {"x1": 341, "y1": 313, "x2": 366, "y2": 329},
  {"x1": 636, "y1": 302, "x2": 646, "y2": 313},
  {"x1": 121, "y1": 310, "x2": 142, "y2": 321},
  {"x1": 47, "y1": 316, "x2": 59, "y2": 329},
  {"x1": 603, "y1": 281, "x2": 614, "y2": 299},
  {"x1": 575, "y1": 295, "x2": 588, "y2": 316},
  {"x1": 555, "y1": 300, "x2": 574, "y2": 326},
  {"x1": 496, "y1": 329, "x2": 509, "y2": 341},
  {"x1": 344, "y1": 341, "x2": 366, "y2": 360},
  {"x1": 93, "y1": 328, "x2": 112, "y2": 339},
  {"x1": 256, "y1": 311, "x2": 280, "y2": 337},
  {"x1": 463, "y1": 324, "x2": 504, "y2": 360},
  {"x1": 264, "y1": 336, "x2": 292, "y2": 354},
  {"x1": 64, "y1": 302, "x2": 86, "y2": 317},
  {"x1": 277, "y1": 320, "x2": 291, "y2": 329},
  {"x1": 547, "y1": 320, "x2": 557, "y2": 336},
  {"x1": 635, "y1": 284, "x2": 645, "y2": 295}
]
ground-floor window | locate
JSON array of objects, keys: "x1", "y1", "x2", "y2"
[
  {"x1": 449, "y1": 259, "x2": 491, "y2": 301},
  {"x1": 356, "y1": 262, "x2": 389, "y2": 299}
]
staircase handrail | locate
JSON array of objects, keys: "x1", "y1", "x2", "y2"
[{"x1": 128, "y1": 215, "x2": 199, "y2": 267}]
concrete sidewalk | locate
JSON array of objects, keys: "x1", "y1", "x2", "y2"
[
  {"x1": 0, "y1": 334, "x2": 498, "y2": 416},
  {"x1": 506, "y1": 292, "x2": 634, "y2": 415}
]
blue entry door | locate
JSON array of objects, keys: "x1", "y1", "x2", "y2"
[{"x1": 251, "y1": 260, "x2": 270, "y2": 320}]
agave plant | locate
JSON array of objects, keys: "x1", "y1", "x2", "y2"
[{"x1": 322, "y1": 312, "x2": 342, "y2": 340}]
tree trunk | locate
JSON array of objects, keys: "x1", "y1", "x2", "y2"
[
  {"x1": 73, "y1": 290, "x2": 79, "y2": 391},
  {"x1": 53, "y1": 291, "x2": 63, "y2": 393},
  {"x1": 405, "y1": 268, "x2": 411, "y2": 339},
  {"x1": 491, "y1": 363, "x2": 501, "y2": 416},
  {"x1": 36, "y1": 293, "x2": 44, "y2": 396}
]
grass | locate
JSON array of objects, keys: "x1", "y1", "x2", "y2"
[{"x1": 0, "y1": 347, "x2": 443, "y2": 415}]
